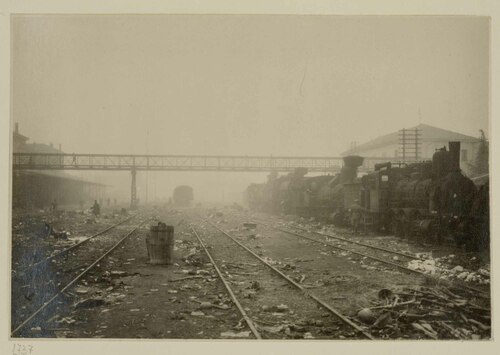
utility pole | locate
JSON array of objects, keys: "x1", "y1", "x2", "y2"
[
  {"x1": 145, "y1": 129, "x2": 149, "y2": 205},
  {"x1": 399, "y1": 127, "x2": 421, "y2": 163},
  {"x1": 400, "y1": 129, "x2": 406, "y2": 162},
  {"x1": 415, "y1": 127, "x2": 419, "y2": 161},
  {"x1": 131, "y1": 168, "x2": 137, "y2": 209}
]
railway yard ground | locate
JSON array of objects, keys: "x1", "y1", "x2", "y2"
[{"x1": 10, "y1": 204, "x2": 491, "y2": 340}]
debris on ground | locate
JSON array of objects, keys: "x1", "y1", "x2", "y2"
[
  {"x1": 243, "y1": 223, "x2": 257, "y2": 230},
  {"x1": 183, "y1": 248, "x2": 204, "y2": 266},
  {"x1": 30, "y1": 326, "x2": 42, "y2": 334},
  {"x1": 75, "y1": 287, "x2": 89, "y2": 294},
  {"x1": 303, "y1": 332, "x2": 314, "y2": 339},
  {"x1": 44, "y1": 222, "x2": 70, "y2": 239},
  {"x1": 355, "y1": 286, "x2": 490, "y2": 339},
  {"x1": 220, "y1": 330, "x2": 251, "y2": 338},
  {"x1": 169, "y1": 275, "x2": 204, "y2": 282},
  {"x1": 261, "y1": 304, "x2": 290, "y2": 313},
  {"x1": 192, "y1": 299, "x2": 230, "y2": 310},
  {"x1": 74, "y1": 298, "x2": 106, "y2": 309},
  {"x1": 249, "y1": 280, "x2": 261, "y2": 291},
  {"x1": 56, "y1": 317, "x2": 76, "y2": 325},
  {"x1": 357, "y1": 308, "x2": 376, "y2": 324},
  {"x1": 109, "y1": 270, "x2": 128, "y2": 277},
  {"x1": 407, "y1": 256, "x2": 490, "y2": 285}
]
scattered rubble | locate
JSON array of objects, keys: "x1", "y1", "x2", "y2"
[
  {"x1": 44, "y1": 223, "x2": 70, "y2": 239},
  {"x1": 355, "y1": 286, "x2": 490, "y2": 339},
  {"x1": 220, "y1": 330, "x2": 251, "y2": 338},
  {"x1": 75, "y1": 298, "x2": 106, "y2": 309},
  {"x1": 261, "y1": 304, "x2": 290, "y2": 313},
  {"x1": 407, "y1": 256, "x2": 490, "y2": 285}
]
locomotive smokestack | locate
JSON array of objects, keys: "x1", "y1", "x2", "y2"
[
  {"x1": 448, "y1": 141, "x2": 461, "y2": 172},
  {"x1": 340, "y1": 156, "x2": 364, "y2": 183}
]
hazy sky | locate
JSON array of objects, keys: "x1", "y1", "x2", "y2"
[{"x1": 11, "y1": 15, "x2": 490, "y2": 203}]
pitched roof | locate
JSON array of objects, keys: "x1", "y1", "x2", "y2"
[
  {"x1": 13, "y1": 131, "x2": 29, "y2": 142},
  {"x1": 18, "y1": 143, "x2": 62, "y2": 154},
  {"x1": 341, "y1": 123, "x2": 481, "y2": 156}
]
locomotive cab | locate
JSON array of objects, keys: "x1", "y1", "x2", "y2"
[{"x1": 358, "y1": 163, "x2": 393, "y2": 232}]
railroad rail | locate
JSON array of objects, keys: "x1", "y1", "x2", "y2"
[
  {"x1": 289, "y1": 224, "x2": 419, "y2": 260},
  {"x1": 248, "y1": 214, "x2": 419, "y2": 260},
  {"x1": 11, "y1": 217, "x2": 149, "y2": 337},
  {"x1": 252, "y1": 217, "x2": 489, "y2": 298},
  {"x1": 190, "y1": 226, "x2": 262, "y2": 339},
  {"x1": 13, "y1": 214, "x2": 137, "y2": 278},
  {"x1": 203, "y1": 219, "x2": 375, "y2": 340}
]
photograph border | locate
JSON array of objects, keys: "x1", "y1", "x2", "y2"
[{"x1": 1, "y1": 1, "x2": 498, "y2": 355}]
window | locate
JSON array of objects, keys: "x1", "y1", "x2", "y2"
[{"x1": 461, "y1": 149, "x2": 468, "y2": 162}]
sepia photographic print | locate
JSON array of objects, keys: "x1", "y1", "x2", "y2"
[{"x1": 3, "y1": 4, "x2": 498, "y2": 353}]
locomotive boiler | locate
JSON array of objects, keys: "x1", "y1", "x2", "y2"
[{"x1": 358, "y1": 141, "x2": 478, "y2": 248}]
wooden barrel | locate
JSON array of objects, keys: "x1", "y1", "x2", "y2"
[{"x1": 146, "y1": 223, "x2": 174, "y2": 265}]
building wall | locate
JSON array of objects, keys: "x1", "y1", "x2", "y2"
[
  {"x1": 12, "y1": 171, "x2": 106, "y2": 210},
  {"x1": 12, "y1": 124, "x2": 107, "y2": 210},
  {"x1": 354, "y1": 144, "x2": 400, "y2": 159},
  {"x1": 354, "y1": 140, "x2": 480, "y2": 176}
]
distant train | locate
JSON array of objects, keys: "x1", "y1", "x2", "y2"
[
  {"x1": 244, "y1": 141, "x2": 489, "y2": 251},
  {"x1": 173, "y1": 185, "x2": 194, "y2": 207}
]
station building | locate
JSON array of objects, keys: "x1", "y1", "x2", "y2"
[
  {"x1": 12, "y1": 123, "x2": 106, "y2": 210},
  {"x1": 341, "y1": 123, "x2": 487, "y2": 176}
]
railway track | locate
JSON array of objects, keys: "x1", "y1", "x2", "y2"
[
  {"x1": 192, "y1": 219, "x2": 375, "y2": 339},
  {"x1": 246, "y1": 215, "x2": 489, "y2": 299},
  {"x1": 11, "y1": 215, "x2": 150, "y2": 337},
  {"x1": 13, "y1": 214, "x2": 136, "y2": 279},
  {"x1": 190, "y1": 226, "x2": 262, "y2": 339}
]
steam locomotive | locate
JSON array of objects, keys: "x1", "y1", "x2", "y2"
[{"x1": 244, "y1": 142, "x2": 489, "y2": 251}]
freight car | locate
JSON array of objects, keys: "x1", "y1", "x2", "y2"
[{"x1": 173, "y1": 185, "x2": 194, "y2": 207}]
